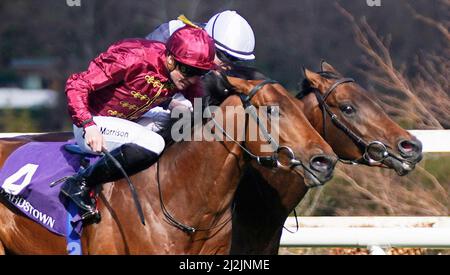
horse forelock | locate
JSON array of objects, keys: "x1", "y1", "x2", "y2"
[
  {"x1": 296, "y1": 78, "x2": 316, "y2": 99},
  {"x1": 296, "y1": 70, "x2": 340, "y2": 99}
]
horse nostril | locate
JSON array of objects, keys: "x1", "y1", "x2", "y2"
[
  {"x1": 310, "y1": 155, "x2": 336, "y2": 173},
  {"x1": 398, "y1": 139, "x2": 422, "y2": 156}
]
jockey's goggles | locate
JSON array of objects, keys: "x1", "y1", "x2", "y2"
[{"x1": 176, "y1": 61, "x2": 210, "y2": 77}]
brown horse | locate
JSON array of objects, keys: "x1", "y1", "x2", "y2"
[
  {"x1": 0, "y1": 62, "x2": 424, "y2": 255},
  {"x1": 226, "y1": 61, "x2": 423, "y2": 254},
  {"x1": 0, "y1": 133, "x2": 73, "y2": 171},
  {"x1": 299, "y1": 61, "x2": 422, "y2": 173},
  {"x1": 0, "y1": 75, "x2": 336, "y2": 254}
]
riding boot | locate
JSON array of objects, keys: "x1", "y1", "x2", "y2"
[{"x1": 61, "y1": 143, "x2": 160, "y2": 221}]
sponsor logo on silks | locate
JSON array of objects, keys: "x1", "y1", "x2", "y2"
[
  {"x1": 0, "y1": 188, "x2": 56, "y2": 229},
  {"x1": 100, "y1": 127, "x2": 129, "y2": 138}
]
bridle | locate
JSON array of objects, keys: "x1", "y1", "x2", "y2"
[
  {"x1": 313, "y1": 74, "x2": 414, "y2": 166},
  {"x1": 210, "y1": 79, "x2": 320, "y2": 178},
  {"x1": 157, "y1": 78, "x2": 323, "y2": 234}
]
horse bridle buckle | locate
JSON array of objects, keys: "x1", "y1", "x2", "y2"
[
  {"x1": 275, "y1": 146, "x2": 302, "y2": 168},
  {"x1": 364, "y1": 141, "x2": 389, "y2": 164}
]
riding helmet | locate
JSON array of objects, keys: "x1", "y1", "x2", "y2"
[
  {"x1": 205, "y1": 10, "x2": 255, "y2": 61},
  {"x1": 166, "y1": 26, "x2": 216, "y2": 70}
]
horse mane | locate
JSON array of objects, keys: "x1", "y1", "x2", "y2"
[
  {"x1": 296, "y1": 70, "x2": 340, "y2": 99},
  {"x1": 201, "y1": 71, "x2": 235, "y2": 108},
  {"x1": 200, "y1": 64, "x2": 268, "y2": 106}
]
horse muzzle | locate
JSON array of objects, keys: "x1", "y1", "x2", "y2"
[
  {"x1": 304, "y1": 154, "x2": 337, "y2": 187},
  {"x1": 361, "y1": 139, "x2": 422, "y2": 176},
  {"x1": 398, "y1": 138, "x2": 423, "y2": 164},
  {"x1": 273, "y1": 147, "x2": 337, "y2": 188},
  {"x1": 387, "y1": 138, "x2": 423, "y2": 176}
]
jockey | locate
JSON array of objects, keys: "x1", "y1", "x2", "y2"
[
  {"x1": 61, "y1": 26, "x2": 216, "y2": 221},
  {"x1": 146, "y1": 11, "x2": 255, "y2": 64},
  {"x1": 142, "y1": 10, "x2": 256, "y2": 131}
]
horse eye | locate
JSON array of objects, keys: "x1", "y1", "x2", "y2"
[{"x1": 340, "y1": 105, "x2": 355, "y2": 116}]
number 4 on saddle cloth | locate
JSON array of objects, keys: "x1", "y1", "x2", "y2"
[{"x1": 0, "y1": 141, "x2": 101, "y2": 254}]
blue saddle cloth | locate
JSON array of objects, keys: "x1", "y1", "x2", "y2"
[{"x1": 0, "y1": 141, "x2": 99, "y2": 237}]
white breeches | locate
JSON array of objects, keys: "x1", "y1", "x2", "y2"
[{"x1": 73, "y1": 116, "x2": 165, "y2": 155}]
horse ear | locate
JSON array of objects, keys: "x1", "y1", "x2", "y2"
[
  {"x1": 304, "y1": 68, "x2": 323, "y2": 88},
  {"x1": 320, "y1": 60, "x2": 341, "y2": 76},
  {"x1": 302, "y1": 66, "x2": 308, "y2": 78}
]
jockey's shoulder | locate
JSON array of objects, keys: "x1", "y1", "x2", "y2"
[{"x1": 106, "y1": 38, "x2": 166, "y2": 56}]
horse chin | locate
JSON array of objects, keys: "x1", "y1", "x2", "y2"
[
  {"x1": 304, "y1": 170, "x2": 332, "y2": 188},
  {"x1": 383, "y1": 156, "x2": 416, "y2": 176}
]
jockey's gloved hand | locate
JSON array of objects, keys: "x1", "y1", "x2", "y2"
[
  {"x1": 84, "y1": 125, "x2": 106, "y2": 153},
  {"x1": 169, "y1": 93, "x2": 193, "y2": 112}
]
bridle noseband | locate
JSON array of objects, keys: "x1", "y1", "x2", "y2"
[{"x1": 313, "y1": 75, "x2": 413, "y2": 166}]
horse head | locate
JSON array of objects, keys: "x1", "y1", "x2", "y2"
[
  {"x1": 297, "y1": 61, "x2": 423, "y2": 175},
  {"x1": 202, "y1": 71, "x2": 337, "y2": 188}
]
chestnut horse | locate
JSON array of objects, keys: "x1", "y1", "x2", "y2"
[
  {"x1": 0, "y1": 75, "x2": 336, "y2": 254},
  {"x1": 1, "y1": 62, "x2": 423, "y2": 255},
  {"x1": 227, "y1": 61, "x2": 423, "y2": 254}
]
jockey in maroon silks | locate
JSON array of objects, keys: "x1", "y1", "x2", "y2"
[
  {"x1": 140, "y1": 12, "x2": 256, "y2": 133},
  {"x1": 61, "y1": 26, "x2": 216, "y2": 221}
]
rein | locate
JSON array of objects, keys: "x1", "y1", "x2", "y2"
[{"x1": 156, "y1": 78, "x2": 320, "y2": 234}]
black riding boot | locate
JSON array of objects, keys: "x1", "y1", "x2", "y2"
[{"x1": 61, "y1": 143, "x2": 160, "y2": 221}]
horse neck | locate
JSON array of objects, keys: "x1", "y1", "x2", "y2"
[
  {"x1": 299, "y1": 93, "x2": 324, "y2": 135},
  {"x1": 156, "y1": 134, "x2": 244, "y2": 226},
  {"x1": 236, "y1": 165, "x2": 308, "y2": 223},
  {"x1": 230, "y1": 165, "x2": 309, "y2": 254}
]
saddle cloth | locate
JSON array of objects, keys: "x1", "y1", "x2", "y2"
[{"x1": 0, "y1": 141, "x2": 99, "y2": 237}]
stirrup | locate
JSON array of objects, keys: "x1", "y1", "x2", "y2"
[
  {"x1": 60, "y1": 178, "x2": 96, "y2": 213},
  {"x1": 80, "y1": 209, "x2": 101, "y2": 224}
]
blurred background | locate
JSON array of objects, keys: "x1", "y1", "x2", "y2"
[{"x1": 0, "y1": 0, "x2": 448, "y2": 254}]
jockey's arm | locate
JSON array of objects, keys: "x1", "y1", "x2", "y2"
[{"x1": 65, "y1": 50, "x2": 133, "y2": 129}]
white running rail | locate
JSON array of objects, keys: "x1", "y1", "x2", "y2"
[{"x1": 281, "y1": 217, "x2": 450, "y2": 254}]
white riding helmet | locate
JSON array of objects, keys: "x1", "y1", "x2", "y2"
[{"x1": 205, "y1": 10, "x2": 255, "y2": 61}]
